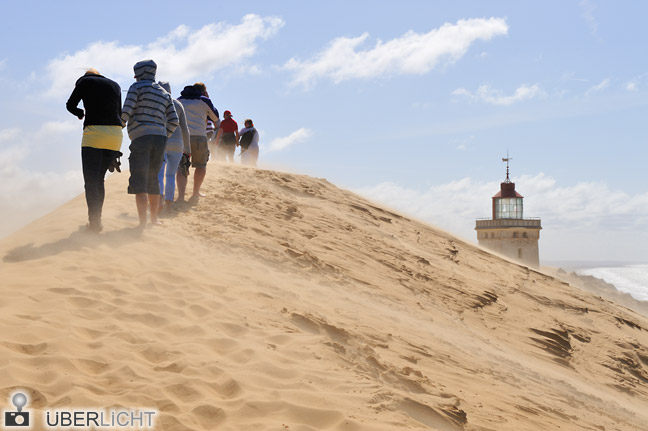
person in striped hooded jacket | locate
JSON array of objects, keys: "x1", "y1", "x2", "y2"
[{"x1": 121, "y1": 59, "x2": 178, "y2": 228}]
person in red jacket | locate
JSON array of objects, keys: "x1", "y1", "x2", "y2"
[{"x1": 214, "y1": 110, "x2": 239, "y2": 163}]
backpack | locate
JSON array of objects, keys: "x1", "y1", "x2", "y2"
[{"x1": 239, "y1": 128, "x2": 256, "y2": 150}]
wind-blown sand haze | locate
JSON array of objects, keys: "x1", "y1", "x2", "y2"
[{"x1": 1, "y1": 164, "x2": 647, "y2": 430}]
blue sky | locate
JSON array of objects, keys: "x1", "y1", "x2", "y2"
[{"x1": 1, "y1": 0, "x2": 647, "y2": 262}]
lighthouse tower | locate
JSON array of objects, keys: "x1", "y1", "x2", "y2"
[{"x1": 475, "y1": 157, "x2": 542, "y2": 268}]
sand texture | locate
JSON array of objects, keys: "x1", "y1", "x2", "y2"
[{"x1": 1, "y1": 164, "x2": 648, "y2": 431}]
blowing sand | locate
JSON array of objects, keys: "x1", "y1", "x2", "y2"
[{"x1": 1, "y1": 164, "x2": 647, "y2": 430}]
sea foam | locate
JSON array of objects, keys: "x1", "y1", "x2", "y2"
[{"x1": 578, "y1": 264, "x2": 648, "y2": 302}]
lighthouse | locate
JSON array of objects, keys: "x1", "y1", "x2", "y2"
[{"x1": 475, "y1": 156, "x2": 542, "y2": 268}]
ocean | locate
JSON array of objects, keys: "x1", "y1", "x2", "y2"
[{"x1": 576, "y1": 263, "x2": 648, "y2": 302}]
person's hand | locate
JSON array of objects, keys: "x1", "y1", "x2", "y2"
[{"x1": 77, "y1": 112, "x2": 84, "y2": 120}]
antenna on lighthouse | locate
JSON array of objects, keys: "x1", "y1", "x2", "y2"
[{"x1": 502, "y1": 150, "x2": 512, "y2": 183}]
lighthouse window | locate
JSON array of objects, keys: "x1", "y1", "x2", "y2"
[{"x1": 495, "y1": 197, "x2": 524, "y2": 219}]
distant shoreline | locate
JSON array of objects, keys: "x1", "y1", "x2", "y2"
[{"x1": 543, "y1": 260, "x2": 648, "y2": 271}]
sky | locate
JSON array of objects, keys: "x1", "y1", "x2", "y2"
[{"x1": 1, "y1": 0, "x2": 647, "y2": 262}]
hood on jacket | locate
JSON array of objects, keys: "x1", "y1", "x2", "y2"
[
  {"x1": 158, "y1": 81, "x2": 171, "y2": 94},
  {"x1": 180, "y1": 85, "x2": 201, "y2": 99},
  {"x1": 134, "y1": 59, "x2": 157, "y2": 81}
]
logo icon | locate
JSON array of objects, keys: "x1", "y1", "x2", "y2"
[{"x1": 4, "y1": 393, "x2": 30, "y2": 427}]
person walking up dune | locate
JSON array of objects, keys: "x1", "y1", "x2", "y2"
[
  {"x1": 214, "y1": 110, "x2": 239, "y2": 163},
  {"x1": 177, "y1": 84, "x2": 220, "y2": 201},
  {"x1": 193, "y1": 82, "x2": 219, "y2": 143},
  {"x1": 66, "y1": 68, "x2": 124, "y2": 233},
  {"x1": 121, "y1": 60, "x2": 178, "y2": 228},
  {"x1": 238, "y1": 118, "x2": 259, "y2": 167},
  {"x1": 157, "y1": 81, "x2": 190, "y2": 214}
]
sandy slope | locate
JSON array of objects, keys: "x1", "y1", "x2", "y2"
[{"x1": 1, "y1": 163, "x2": 647, "y2": 431}]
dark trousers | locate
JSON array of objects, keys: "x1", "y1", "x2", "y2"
[
  {"x1": 128, "y1": 135, "x2": 167, "y2": 195},
  {"x1": 82, "y1": 147, "x2": 120, "y2": 225}
]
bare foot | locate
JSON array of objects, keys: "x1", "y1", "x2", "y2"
[{"x1": 85, "y1": 222, "x2": 103, "y2": 234}]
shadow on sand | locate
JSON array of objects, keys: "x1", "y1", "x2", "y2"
[{"x1": 3, "y1": 226, "x2": 145, "y2": 263}]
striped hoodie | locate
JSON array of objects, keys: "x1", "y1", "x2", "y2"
[{"x1": 121, "y1": 60, "x2": 178, "y2": 141}]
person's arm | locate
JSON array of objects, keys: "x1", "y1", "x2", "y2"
[
  {"x1": 121, "y1": 84, "x2": 137, "y2": 125},
  {"x1": 204, "y1": 102, "x2": 220, "y2": 127},
  {"x1": 165, "y1": 97, "x2": 179, "y2": 138},
  {"x1": 118, "y1": 86, "x2": 124, "y2": 127},
  {"x1": 214, "y1": 127, "x2": 223, "y2": 147},
  {"x1": 201, "y1": 96, "x2": 219, "y2": 118},
  {"x1": 252, "y1": 129, "x2": 260, "y2": 147},
  {"x1": 66, "y1": 84, "x2": 84, "y2": 120},
  {"x1": 177, "y1": 103, "x2": 191, "y2": 155},
  {"x1": 235, "y1": 128, "x2": 240, "y2": 147}
]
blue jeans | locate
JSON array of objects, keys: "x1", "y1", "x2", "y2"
[
  {"x1": 128, "y1": 135, "x2": 166, "y2": 195},
  {"x1": 157, "y1": 151, "x2": 183, "y2": 202}
]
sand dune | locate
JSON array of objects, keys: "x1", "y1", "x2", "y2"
[{"x1": 1, "y1": 164, "x2": 647, "y2": 430}]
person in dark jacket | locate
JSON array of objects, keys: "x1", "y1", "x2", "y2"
[{"x1": 66, "y1": 68, "x2": 123, "y2": 233}]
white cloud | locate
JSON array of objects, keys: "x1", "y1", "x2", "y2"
[
  {"x1": 0, "y1": 128, "x2": 20, "y2": 143},
  {"x1": 0, "y1": 121, "x2": 77, "y2": 174},
  {"x1": 0, "y1": 166, "x2": 82, "y2": 239},
  {"x1": 265, "y1": 128, "x2": 313, "y2": 152},
  {"x1": 0, "y1": 120, "x2": 98, "y2": 238},
  {"x1": 39, "y1": 120, "x2": 78, "y2": 135},
  {"x1": 624, "y1": 73, "x2": 648, "y2": 92},
  {"x1": 585, "y1": 78, "x2": 610, "y2": 96},
  {"x1": 0, "y1": 144, "x2": 24, "y2": 177},
  {"x1": 283, "y1": 17, "x2": 508, "y2": 88},
  {"x1": 452, "y1": 84, "x2": 542, "y2": 105},
  {"x1": 0, "y1": 58, "x2": 7, "y2": 71},
  {"x1": 356, "y1": 174, "x2": 648, "y2": 260},
  {"x1": 579, "y1": 0, "x2": 599, "y2": 36},
  {"x1": 45, "y1": 14, "x2": 284, "y2": 98},
  {"x1": 0, "y1": 141, "x2": 82, "y2": 238}
]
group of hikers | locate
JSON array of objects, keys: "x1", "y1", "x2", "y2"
[{"x1": 66, "y1": 59, "x2": 259, "y2": 233}]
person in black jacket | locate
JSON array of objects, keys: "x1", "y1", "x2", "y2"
[{"x1": 66, "y1": 68, "x2": 124, "y2": 233}]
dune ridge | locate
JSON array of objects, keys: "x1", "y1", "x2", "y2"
[{"x1": 1, "y1": 164, "x2": 647, "y2": 430}]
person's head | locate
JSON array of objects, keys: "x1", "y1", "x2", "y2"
[
  {"x1": 194, "y1": 82, "x2": 207, "y2": 96},
  {"x1": 158, "y1": 81, "x2": 171, "y2": 94},
  {"x1": 244, "y1": 119, "x2": 253, "y2": 128},
  {"x1": 224, "y1": 110, "x2": 232, "y2": 119},
  {"x1": 133, "y1": 59, "x2": 157, "y2": 81},
  {"x1": 84, "y1": 68, "x2": 100, "y2": 76}
]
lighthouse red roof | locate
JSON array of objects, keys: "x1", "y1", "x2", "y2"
[{"x1": 492, "y1": 181, "x2": 523, "y2": 198}]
